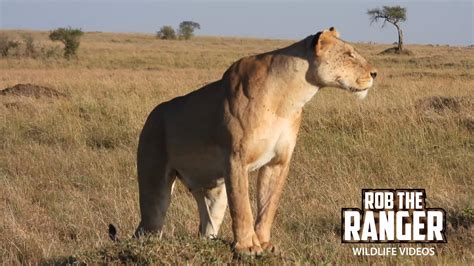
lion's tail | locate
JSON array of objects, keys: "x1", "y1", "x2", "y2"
[{"x1": 108, "y1": 224, "x2": 120, "y2": 242}]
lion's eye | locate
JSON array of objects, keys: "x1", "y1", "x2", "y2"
[{"x1": 347, "y1": 52, "x2": 355, "y2": 58}]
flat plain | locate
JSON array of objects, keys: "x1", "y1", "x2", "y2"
[{"x1": 0, "y1": 30, "x2": 473, "y2": 264}]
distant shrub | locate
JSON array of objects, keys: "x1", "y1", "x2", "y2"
[
  {"x1": 41, "y1": 45, "x2": 63, "y2": 59},
  {"x1": 49, "y1": 27, "x2": 84, "y2": 59},
  {"x1": 178, "y1": 21, "x2": 200, "y2": 40},
  {"x1": 22, "y1": 34, "x2": 37, "y2": 58},
  {"x1": 0, "y1": 34, "x2": 19, "y2": 57},
  {"x1": 156, "y1": 26, "x2": 177, "y2": 40}
]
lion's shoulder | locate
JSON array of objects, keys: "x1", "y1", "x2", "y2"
[{"x1": 222, "y1": 53, "x2": 279, "y2": 92}]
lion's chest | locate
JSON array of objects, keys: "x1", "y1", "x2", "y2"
[
  {"x1": 246, "y1": 119, "x2": 295, "y2": 171},
  {"x1": 248, "y1": 147, "x2": 276, "y2": 171}
]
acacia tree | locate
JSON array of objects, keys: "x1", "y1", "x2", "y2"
[
  {"x1": 367, "y1": 6, "x2": 406, "y2": 52},
  {"x1": 178, "y1": 21, "x2": 200, "y2": 40},
  {"x1": 49, "y1": 27, "x2": 84, "y2": 59}
]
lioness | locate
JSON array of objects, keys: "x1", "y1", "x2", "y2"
[{"x1": 135, "y1": 27, "x2": 377, "y2": 255}]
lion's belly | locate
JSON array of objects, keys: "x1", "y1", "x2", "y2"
[
  {"x1": 176, "y1": 167, "x2": 224, "y2": 191},
  {"x1": 177, "y1": 168, "x2": 225, "y2": 191},
  {"x1": 168, "y1": 143, "x2": 226, "y2": 190}
]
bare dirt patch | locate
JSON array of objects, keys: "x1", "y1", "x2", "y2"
[
  {"x1": 416, "y1": 96, "x2": 474, "y2": 132},
  {"x1": 379, "y1": 47, "x2": 414, "y2": 55},
  {"x1": 415, "y1": 96, "x2": 472, "y2": 114},
  {"x1": 0, "y1": 83, "x2": 66, "y2": 99}
]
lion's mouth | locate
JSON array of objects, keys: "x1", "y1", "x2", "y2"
[
  {"x1": 341, "y1": 83, "x2": 369, "y2": 93},
  {"x1": 336, "y1": 79, "x2": 369, "y2": 99},
  {"x1": 349, "y1": 87, "x2": 368, "y2": 93},
  {"x1": 337, "y1": 78, "x2": 369, "y2": 93}
]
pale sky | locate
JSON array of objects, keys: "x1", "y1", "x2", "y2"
[{"x1": 0, "y1": 0, "x2": 473, "y2": 45}]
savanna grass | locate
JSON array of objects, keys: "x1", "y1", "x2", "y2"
[{"x1": 0, "y1": 30, "x2": 472, "y2": 264}]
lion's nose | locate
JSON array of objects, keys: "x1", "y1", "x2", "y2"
[{"x1": 370, "y1": 71, "x2": 377, "y2": 79}]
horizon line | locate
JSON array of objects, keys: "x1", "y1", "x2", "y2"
[{"x1": 0, "y1": 27, "x2": 472, "y2": 47}]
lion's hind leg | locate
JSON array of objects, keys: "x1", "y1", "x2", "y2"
[
  {"x1": 134, "y1": 107, "x2": 175, "y2": 238},
  {"x1": 134, "y1": 166, "x2": 176, "y2": 238},
  {"x1": 192, "y1": 182, "x2": 228, "y2": 238}
]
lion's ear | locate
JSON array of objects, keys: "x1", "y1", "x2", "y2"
[
  {"x1": 328, "y1": 27, "x2": 340, "y2": 38},
  {"x1": 314, "y1": 28, "x2": 338, "y2": 56}
]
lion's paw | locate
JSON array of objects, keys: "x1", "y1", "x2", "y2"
[
  {"x1": 234, "y1": 245, "x2": 263, "y2": 257},
  {"x1": 233, "y1": 234, "x2": 263, "y2": 257},
  {"x1": 261, "y1": 242, "x2": 281, "y2": 255}
]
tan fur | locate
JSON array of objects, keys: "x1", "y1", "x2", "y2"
[{"x1": 134, "y1": 28, "x2": 377, "y2": 255}]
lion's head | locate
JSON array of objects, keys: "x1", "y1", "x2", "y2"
[{"x1": 310, "y1": 27, "x2": 377, "y2": 99}]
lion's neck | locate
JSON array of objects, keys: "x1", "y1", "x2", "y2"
[{"x1": 268, "y1": 36, "x2": 320, "y2": 116}]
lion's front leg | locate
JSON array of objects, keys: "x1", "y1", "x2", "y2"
[
  {"x1": 225, "y1": 155, "x2": 263, "y2": 256},
  {"x1": 254, "y1": 160, "x2": 290, "y2": 254}
]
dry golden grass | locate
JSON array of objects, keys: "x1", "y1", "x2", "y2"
[{"x1": 0, "y1": 30, "x2": 473, "y2": 264}]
